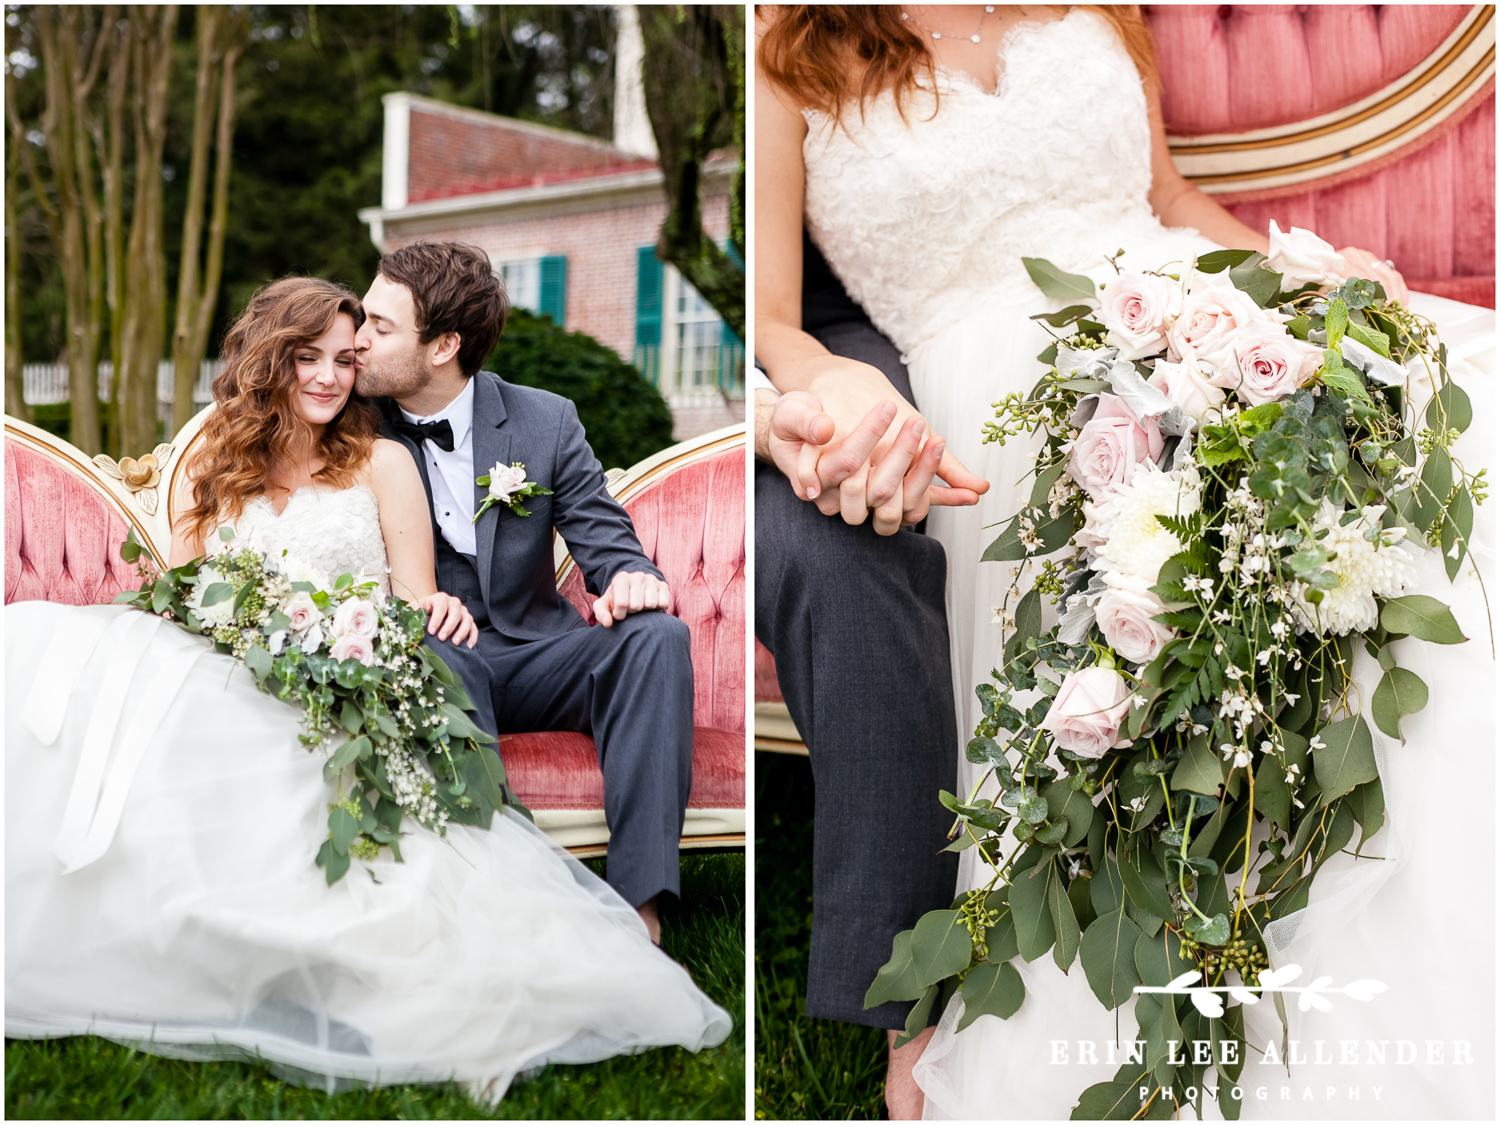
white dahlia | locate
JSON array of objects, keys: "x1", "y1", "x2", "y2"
[
  {"x1": 1288, "y1": 500, "x2": 1417, "y2": 635},
  {"x1": 185, "y1": 564, "x2": 235, "y2": 629},
  {"x1": 1093, "y1": 463, "x2": 1203, "y2": 582}
]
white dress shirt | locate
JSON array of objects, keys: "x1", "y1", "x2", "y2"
[{"x1": 400, "y1": 377, "x2": 478, "y2": 557}]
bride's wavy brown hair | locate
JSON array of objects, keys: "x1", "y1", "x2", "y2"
[
  {"x1": 181, "y1": 277, "x2": 378, "y2": 544},
  {"x1": 757, "y1": 5, "x2": 1158, "y2": 125}
]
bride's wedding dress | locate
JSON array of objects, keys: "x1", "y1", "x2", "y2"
[
  {"x1": 5, "y1": 484, "x2": 731, "y2": 1102},
  {"x1": 801, "y1": 10, "x2": 1493, "y2": 1119}
]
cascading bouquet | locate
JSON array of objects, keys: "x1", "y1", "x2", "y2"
[
  {"x1": 114, "y1": 527, "x2": 525, "y2": 885},
  {"x1": 866, "y1": 225, "x2": 1487, "y2": 1119}
]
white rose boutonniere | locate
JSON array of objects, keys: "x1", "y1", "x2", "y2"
[{"x1": 473, "y1": 461, "x2": 553, "y2": 522}]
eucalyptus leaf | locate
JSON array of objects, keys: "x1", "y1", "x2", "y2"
[
  {"x1": 1371, "y1": 666, "x2": 1429, "y2": 741},
  {"x1": 957, "y1": 960, "x2": 1025, "y2": 1030},
  {"x1": 911, "y1": 909, "x2": 973, "y2": 986},
  {"x1": 865, "y1": 929, "x2": 928, "y2": 1008},
  {"x1": 893, "y1": 983, "x2": 939, "y2": 1049},
  {"x1": 1170, "y1": 734, "x2": 1223, "y2": 796},
  {"x1": 1048, "y1": 865, "x2": 1082, "y2": 971},
  {"x1": 1081, "y1": 909, "x2": 1144, "y2": 1009},
  {"x1": 1380, "y1": 595, "x2": 1467, "y2": 644},
  {"x1": 328, "y1": 805, "x2": 360, "y2": 856},
  {"x1": 1010, "y1": 860, "x2": 1057, "y2": 962},
  {"x1": 1425, "y1": 378, "x2": 1473, "y2": 434},
  {"x1": 1312, "y1": 715, "x2": 1377, "y2": 805},
  {"x1": 1023, "y1": 256, "x2": 1096, "y2": 302}
]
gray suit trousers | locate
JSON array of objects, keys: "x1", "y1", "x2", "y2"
[{"x1": 755, "y1": 320, "x2": 960, "y2": 1029}]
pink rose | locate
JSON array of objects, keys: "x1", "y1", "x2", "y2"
[
  {"x1": 1039, "y1": 666, "x2": 1133, "y2": 759},
  {"x1": 1067, "y1": 395, "x2": 1165, "y2": 500},
  {"x1": 283, "y1": 592, "x2": 322, "y2": 634},
  {"x1": 332, "y1": 596, "x2": 379, "y2": 640},
  {"x1": 1147, "y1": 354, "x2": 1225, "y2": 426},
  {"x1": 1167, "y1": 284, "x2": 1275, "y2": 372},
  {"x1": 330, "y1": 632, "x2": 375, "y2": 667},
  {"x1": 1095, "y1": 571, "x2": 1176, "y2": 665},
  {"x1": 1099, "y1": 272, "x2": 1182, "y2": 360},
  {"x1": 1216, "y1": 322, "x2": 1321, "y2": 407}
]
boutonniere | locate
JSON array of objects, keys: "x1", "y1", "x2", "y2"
[{"x1": 473, "y1": 461, "x2": 552, "y2": 522}]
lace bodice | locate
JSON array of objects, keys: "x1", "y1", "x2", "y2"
[
  {"x1": 212, "y1": 485, "x2": 390, "y2": 594},
  {"x1": 801, "y1": 9, "x2": 1175, "y2": 356}
]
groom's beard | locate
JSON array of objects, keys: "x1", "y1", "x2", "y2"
[{"x1": 355, "y1": 349, "x2": 432, "y2": 402}]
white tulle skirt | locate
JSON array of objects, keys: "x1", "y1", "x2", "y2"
[
  {"x1": 5, "y1": 602, "x2": 731, "y2": 1103},
  {"x1": 907, "y1": 260, "x2": 1496, "y2": 1119}
]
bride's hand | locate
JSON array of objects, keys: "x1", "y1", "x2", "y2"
[
  {"x1": 420, "y1": 592, "x2": 478, "y2": 649},
  {"x1": 1335, "y1": 246, "x2": 1410, "y2": 306},
  {"x1": 798, "y1": 357, "x2": 988, "y2": 506}
]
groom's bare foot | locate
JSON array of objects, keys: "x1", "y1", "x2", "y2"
[
  {"x1": 885, "y1": 1025, "x2": 935, "y2": 1120},
  {"x1": 637, "y1": 895, "x2": 662, "y2": 944}
]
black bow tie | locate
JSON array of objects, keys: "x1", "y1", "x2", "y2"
[{"x1": 393, "y1": 417, "x2": 455, "y2": 453}]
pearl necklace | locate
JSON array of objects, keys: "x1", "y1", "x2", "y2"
[{"x1": 901, "y1": 5, "x2": 996, "y2": 44}]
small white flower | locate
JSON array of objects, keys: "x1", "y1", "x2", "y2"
[
  {"x1": 1219, "y1": 742, "x2": 1238, "y2": 761},
  {"x1": 1128, "y1": 796, "x2": 1148, "y2": 813},
  {"x1": 992, "y1": 606, "x2": 1005, "y2": 625},
  {"x1": 1190, "y1": 722, "x2": 1208, "y2": 736},
  {"x1": 1223, "y1": 663, "x2": 1246, "y2": 680},
  {"x1": 1309, "y1": 734, "x2": 1327, "y2": 751},
  {"x1": 1233, "y1": 749, "x2": 1252, "y2": 769},
  {"x1": 1131, "y1": 693, "x2": 1147, "y2": 709},
  {"x1": 1285, "y1": 762, "x2": 1302, "y2": 784},
  {"x1": 1283, "y1": 692, "x2": 1300, "y2": 706}
]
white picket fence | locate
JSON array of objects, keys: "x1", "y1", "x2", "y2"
[{"x1": 22, "y1": 359, "x2": 223, "y2": 410}]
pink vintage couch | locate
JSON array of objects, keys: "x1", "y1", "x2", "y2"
[
  {"x1": 4, "y1": 415, "x2": 746, "y2": 855},
  {"x1": 755, "y1": 3, "x2": 1497, "y2": 749},
  {"x1": 1149, "y1": 3, "x2": 1495, "y2": 308}
]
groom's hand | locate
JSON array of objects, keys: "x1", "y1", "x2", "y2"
[{"x1": 594, "y1": 570, "x2": 671, "y2": 628}]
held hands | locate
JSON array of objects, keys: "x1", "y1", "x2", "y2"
[
  {"x1": 764, "y1": 360, "x2": 988, "y2": 535},
  {"x1": 594, "y1": 570, "x2": 671, "y2": 628},
  {"x1": 421, "y1": 592, "x2": 479, "y2": 649}
]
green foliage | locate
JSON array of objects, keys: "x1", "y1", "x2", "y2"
[
  {"x1": 487, "y1": 310, "x2": 675, "y2": 472},
  {"x1": 5, "y1": 854, "x2": 744, "y2": 1120}
]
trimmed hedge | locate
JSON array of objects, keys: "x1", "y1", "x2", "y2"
[{"x1": 484, "y1": 310, "x2": 675, "y2": 472}]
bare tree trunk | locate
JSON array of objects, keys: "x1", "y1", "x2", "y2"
[
  {"x1": 639, "y1": 4, "x2": 743, "y2": 340},
  {"x1": 172, "y1": 6, "x2": 246, "y2": 434},
  {"x1": 118, "y1": 5, "x2": 177, "y2": 459},
  {"x1": 5, "y1": 123, "x2": 27, "y2": 422},
  {"x1": 31, "y1": 6, "x2": 104, "y2": 452},
  {"x1": 95, "y1": 9, "x2": 129, "y2": 458}
]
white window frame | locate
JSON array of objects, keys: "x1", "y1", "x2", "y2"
[{"x1": 660, "y1": 264, "x2": 728, "y2": 402}]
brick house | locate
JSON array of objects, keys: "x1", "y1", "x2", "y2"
[{"x1": 357, "y1": 87, "x2": 743, "y2": 441}]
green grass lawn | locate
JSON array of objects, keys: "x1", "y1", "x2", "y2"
[
  {"x1": 754, "y1": 751, "x2": 886, "y2": 1120},
  {"x1": 5, "y1": 852, "x2": 744, "y2": 1120}
]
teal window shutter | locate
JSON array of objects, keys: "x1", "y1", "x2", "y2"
[
  {"x1": 538, "y1": 255, "x2": 568, "y2": 326},
  {"x1": 634, "y1": 245, "x2": 663, "y2": 385}
]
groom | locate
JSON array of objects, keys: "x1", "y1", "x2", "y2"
[{"x1": 353, "y1": 240, "x2": 693, "y2": 942}]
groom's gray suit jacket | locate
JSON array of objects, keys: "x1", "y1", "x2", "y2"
[
  {"x1": 375, "y1": 371, "x2": 694, "y2": 909},
  {"x1": 376, "y1": 370, "x2": 664, "y2": 638}
]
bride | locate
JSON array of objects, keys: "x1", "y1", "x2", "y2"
[
  {"x1": 756, "y1": 5, "x2": 1493, "y2": 1119},
  {"x1": 5, "y1": 277, "x2": 731, "y2": 1101}
]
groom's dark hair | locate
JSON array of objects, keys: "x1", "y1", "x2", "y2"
[{"x1": 377, "y1": 241, "x2": 510, "y2": 377}]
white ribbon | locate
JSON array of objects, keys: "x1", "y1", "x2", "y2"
[
  {"x1": 20, "y1": 605, "x2": 132, "y2": 745},
  {"x1": 46, "y1": 612, "x2": 209, "y2": 874}
]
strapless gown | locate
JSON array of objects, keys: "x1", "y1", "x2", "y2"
[
  {"x1": 5, "y1": 484, "x2": 731, "y2": 1103},
  {"x1": 800, "y1": 9, "x2": 1494, "y2": 1119}
]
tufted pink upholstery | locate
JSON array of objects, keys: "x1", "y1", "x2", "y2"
[
  {"x1": 557, "y1": 445, "x2": 747, "y2": 735},
  {"x1": 5, "y1": 442, "x2": 137, "y2": 607},
  {"x1": 1146, "y1": 4, "x2": 1495, "y2": 307},
  {"x1": 518, "y1": 441, "x2": 747, "y2": 815}
]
